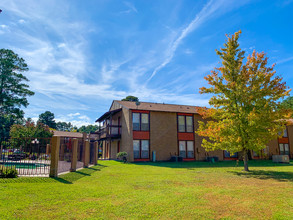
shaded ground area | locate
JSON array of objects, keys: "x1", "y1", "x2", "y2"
[
  {"x1": 133, "y1": 159, "x2": 293, "y2": 169},
  {"x1": 230, "y1": 169, "x2": 293, "y2": 182},
  {"x1": 0, "y1": 164, "x2": 106, "y2": 184},
  {"x1": 0, "y1": 160, "x2": 293, "y2": 219},
  {"x1": 57, "y1": 161, "x2": 84, "y2": 174}
]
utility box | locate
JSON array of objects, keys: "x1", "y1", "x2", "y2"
[
  {"x1": 272, "y1": 155, "x2": 290, "y2": 163},
  {"x1": 152, "y1": 151, "x2": 156, "y2": 162}
]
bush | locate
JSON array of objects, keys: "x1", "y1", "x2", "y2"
[
  {"x1": 0, "y1": 166, "x2": 18, "y2": 178},
  {"x1": 117, "y1": 152, "x2": 128, "y2": 163},
  {"x1": 117, "y1": 152, "x2": 127, "y2": 159}
]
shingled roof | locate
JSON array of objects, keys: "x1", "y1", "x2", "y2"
[
  {"x1": 113, "y1": 100, "x2": 199, "y2": 114},
  {"x1": 53, "y1": 130, "x2": 83, "y2": 138}
]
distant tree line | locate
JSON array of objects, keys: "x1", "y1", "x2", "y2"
[{"x1": 37, "y1": 110, "x2": 99, "y2": 133}]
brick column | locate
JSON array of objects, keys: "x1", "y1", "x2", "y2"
[
  {"x1": 70, "y1": 138, "x2": 78, "y2": 172},
  {"x1": 94, "y1": 141, "x2": 98, "y2": 165},
  {"x1": 46, "y1": 144, "x2": 50, "y2": 155},
  {"x1": 49, "y1": 136, "x2": 60, "y2": 178},
  {"x1": 84, "y1": 140, "x2": 90, "y2": 168},
  {"x1": 60, "y1": 144, "x2": 65, "y2": 161}
]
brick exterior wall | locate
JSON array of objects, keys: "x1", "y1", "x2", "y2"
[
  {"x1": 120, "y1": 107, "x2": 133, "y2": 161},
  {"x1": 287, "y1": 125, "x2": 293, "y2": 158},
  {"x1": 150, "y1": 111, "x2": 178, "y2": 161}
]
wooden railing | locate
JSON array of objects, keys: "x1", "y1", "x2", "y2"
[{"x1": 97, "y1": 125, "x2": 121, "y2": 139}]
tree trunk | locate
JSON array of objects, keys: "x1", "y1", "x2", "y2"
[{"x1": 243, "y1": 150, "x2": 249, "y2": 171}]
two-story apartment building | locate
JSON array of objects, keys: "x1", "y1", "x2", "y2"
[{"x1": 95, "y1": 100, "x2": 293, "y2": 162}]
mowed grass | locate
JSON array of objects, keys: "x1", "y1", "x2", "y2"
[{"x1": 1, "y1": 160, "x2": 293, "y2": 219}]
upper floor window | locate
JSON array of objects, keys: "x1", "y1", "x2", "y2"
[
  {"x1": 133, "y1": 113, "x2": 149, "y2": 131},
  {"x1": 283, "y1": 128, "x2": 288, "y2": 137},
  {"x1": 178, "y1": 115, "x2": 193, "y2": 132}
]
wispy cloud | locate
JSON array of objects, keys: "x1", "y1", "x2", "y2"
[
  {"x1": 1, "y1": 0, "x2": 255, "y2": 123},
  {"x1": 277, "y1": 56, "x2": 293, "y2": 65},
  {"x1": 121, "y1": 1, "x2": 138, "y2": 14},
  {"x1": 146, "y1": 0, "x2": 223, "y2": 83}
]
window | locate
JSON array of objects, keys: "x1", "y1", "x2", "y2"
[
  {"x1": 132, "y1": 113, "x2": 149, "y2": 131},
  {"x1": 283, "y1": 128, "x2": 288, "y2": 137},
  {"x1": 178, "y1": 115, "x2": 193, "y2": 133},
  {"x1": 133, "y1": 140, "x2": 140, "y2": 159},
  {"x1": 179, "y1": 141, "x2": 194, "y2": 158},
  {"x1": 133, "y1": 140, "x2": 149, "y2": 159},
  {"x1": 133, "y1": 113, "x2": 140, "y2": 131},
  {"x1": 178, "y1": 116, "x2": 185, "y2": 132},
  {"x1": 141, "y1": 114, "x2": 149, "y2": 131},
  {"x1": 279, "y1": 143, "x2": 289, "y2": 155}
]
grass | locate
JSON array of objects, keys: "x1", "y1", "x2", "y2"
[{"x1": 1, "y1": 160, "x2": 293, "y2": 219}]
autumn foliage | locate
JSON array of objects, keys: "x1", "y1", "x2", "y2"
[{"x1": 196, "y1": 31, "x2": 291, "y2": 171}]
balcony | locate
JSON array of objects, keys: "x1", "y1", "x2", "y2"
[{"x1": 97, "y1": 125, "x2": 121, "y2": 140}]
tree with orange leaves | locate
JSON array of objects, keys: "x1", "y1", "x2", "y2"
[{"x1": 196, "y1": 31, "x2": 291, "y2": 171}]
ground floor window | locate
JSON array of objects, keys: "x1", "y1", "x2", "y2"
[
  {"x1": 224, "y1": 151, "x2": 238, "y2": 158},
  {"x1": 133, "y1": 140, "x2": 149, "y2": 159},
  {"x1": 279, "y1": 143, "x2": 289, "y2": 155},
  {"x1": 252, "y1": 151, "x2": 259, "y2": 157},
  {"x1": 179, "y1": 141, "x2": 194, "y2": 158}
]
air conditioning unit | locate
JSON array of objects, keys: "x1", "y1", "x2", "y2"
[{"x1": 272, "y1": 155, "x2": 290, "y2": 163}]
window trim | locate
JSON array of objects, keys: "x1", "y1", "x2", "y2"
[
  {"x1": 132, "y1": 112, "x2": 150, "y2": 131},
  {"x1": 133, "y1": 139, "x2": 150, "y2": 159}
]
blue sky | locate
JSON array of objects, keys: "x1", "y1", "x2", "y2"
[{"x1": 1, "y1": 0, "x2": 293, "y2": 126}]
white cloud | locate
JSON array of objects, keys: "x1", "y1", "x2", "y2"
[
  {"x1": 57, "y1": 43, "x2": 66, "y2": 48},
  {"x1": 78, "y1": 115, "x2": 90, "y2": 121},
  {"x1": 18, "y1": 19, "x2": 25, "y2": 24},
  {"x1": 0, "y1": 24, "x2": 8, "y2": 28},
  {"x1": 277, "y1": 56, "x2": 293, "y2": 65},
  {"x1": 184, "y1": 49, "x2": 194, "y2": 55},
  {"x1": 121, "y1": 1, "x2": 138, "y2": 14},
  {"x1": 68, "y1": 112, "x2": 80, "y2": 117},
  {"x1": 55, "y1": 113, "x2": 93, "y2": 127}
]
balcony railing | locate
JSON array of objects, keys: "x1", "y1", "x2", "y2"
[{"x1": 97, "y1": 125, "x2": 121, "y2": 140}]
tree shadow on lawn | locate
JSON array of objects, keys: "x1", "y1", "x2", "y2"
[
  {"x1": 0, "y1": 164, "x2": 107, "y2": 184},
  {"x1": 229, "y1": 169, "x2": 293, "y2": 182},
  {"x1": 133, "y1": 160, "x2": 293, "y2": 169}
]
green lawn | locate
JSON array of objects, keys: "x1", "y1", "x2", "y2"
[{"x1": 1, "y1": 160, "x2": 293, "y2": 219}]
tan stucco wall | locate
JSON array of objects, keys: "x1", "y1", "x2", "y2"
[{"x1": 150, "y1": 111, "x2": 178, "y2": 161}]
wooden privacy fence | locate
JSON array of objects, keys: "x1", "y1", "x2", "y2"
[{"x1": 50, "y1": 136, "x2": 98, "y2": 177}]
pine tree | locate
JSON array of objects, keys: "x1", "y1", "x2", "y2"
[{"x1": 0, "y1": 49, "x2": 34, "y2": 118}]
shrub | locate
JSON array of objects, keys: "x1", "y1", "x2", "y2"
[
  {"x1": 117, "y1": 152, "x2": 127, "y2": 159},
  {"x1": 117, "y1": 152, "x2": 128, "y2": 163},
  {"x1": 0, "y1": 166, "x2": 18, "y2": 178}
]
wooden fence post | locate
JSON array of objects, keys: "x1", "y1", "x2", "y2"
[
  {"x1": 49, "y1": 136, "x2": 60, "y2": 178},
  {"x1": 70, "y1": 138, "x2": 78, "y2": 172},
  {"x1": 84, "y1": 140, "x2": 90, "y2": 168}
]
